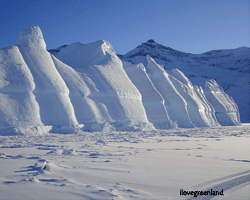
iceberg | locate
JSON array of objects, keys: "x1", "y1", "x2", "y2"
[
  {"x1": 56, "y1": 40, "x2": 154, "y2": 131},
  {"x1": 204, "y1": 80, "x2": 241, "y2": 126},
  {"x1": 0, "y1": 25, "x2": 241, "y2": 134},
  {"x1": 0, "y1": 46, "x2": 43, "y2": 134}
]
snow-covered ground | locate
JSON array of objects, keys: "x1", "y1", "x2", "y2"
[{"x1": 0, "y1": 124, "x2": 249, "y2": 200}]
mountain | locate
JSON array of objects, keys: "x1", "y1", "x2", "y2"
[
  {"x1": 0, "y1": 26, "x2": 242, "y2": 134},
  {"x1": 47, "y1": 45, "x2": 68, "y2": 57},
  {"x1": 119, "y1": 39, "x2": 249, "y2": 123}
]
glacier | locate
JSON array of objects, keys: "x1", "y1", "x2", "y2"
[{"x1": 0, "y1": 25, "x2": 242, "y2": 134}]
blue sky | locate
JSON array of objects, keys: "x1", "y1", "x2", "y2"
[{"x1": 0, "y1": 0, "x2": 249, "y2": 54}]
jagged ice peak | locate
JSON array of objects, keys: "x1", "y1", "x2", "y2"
[{"x1": 14, "y1": 25, "x2": 46, "y2": 49}]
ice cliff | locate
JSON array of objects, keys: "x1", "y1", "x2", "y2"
[{"x1": 0, "y1": 26, "x2": 241, "y2": 134}]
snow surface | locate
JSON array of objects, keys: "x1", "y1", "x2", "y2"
[
  {"x1": 0, "y1": 25, "x2": 242, "y2": 134},
  {"x1": 0, "y1": 124, "x2": 249, "y2": 199}
]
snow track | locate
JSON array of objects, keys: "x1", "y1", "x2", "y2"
[{"x1": 183, "y1": 170, "x2": 250, "y2": 199}]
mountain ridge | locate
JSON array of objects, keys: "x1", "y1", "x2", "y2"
[{"x1": 49, "y1": 40, "x2": 249, "y2": 72}]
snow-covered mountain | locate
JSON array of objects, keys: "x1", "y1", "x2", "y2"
[
  {"x1": 0, "y1": 26, "x2": 243, "y2": 134},
  {"x1": 119, "y1": 39, "x2": 249, "y2": 123}
]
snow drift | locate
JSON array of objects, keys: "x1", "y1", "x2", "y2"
[{"x1": 0, "y1": 25, "x2": 241, "y2": 134}]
